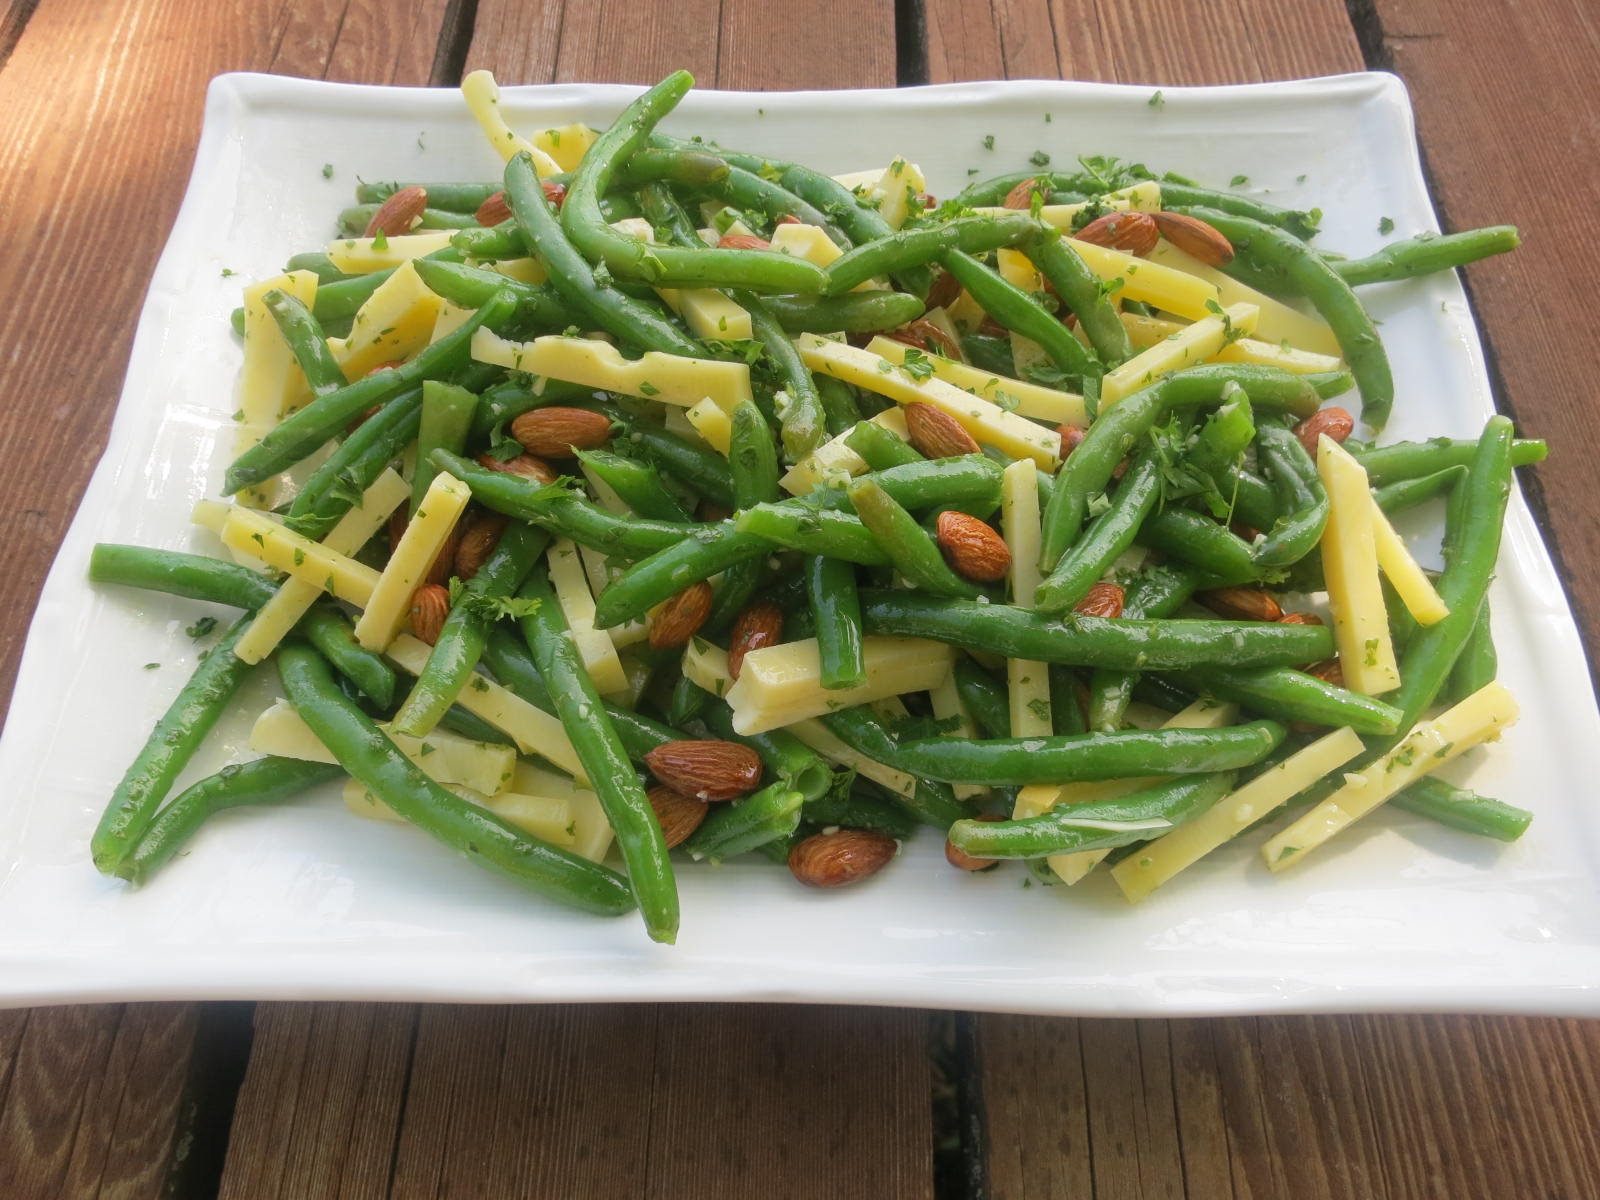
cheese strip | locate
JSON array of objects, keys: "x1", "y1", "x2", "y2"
[
  {"x1": 1120, "y1": 312, "x2": 1342, "y2": 374},
  {"x1": 1318, "y1": 437, "x2": 1400, "y2": 694},
  {"x1": 658, "y1": 288, "x2": 752, "y2": 340},
  {"x1": 1051, "y1": 239, "x2": 1219, "y2": 321},
  {"x1": 929, "y1": 674, "x2": 989, "y2": 801},
  {"x1": 192, "y1": 500, "x2": 271, "y2": 570},
  {"x1": 548, "y1": 537, "x2": 628, "y2": 696},
  {"x1": 252, "y1": 700, "x2": 516, "y2": 796},
  {"x1": 479, "y1": 257, "x2": 549, "y2": 285},
  {"x1": 532, "y1": 124, "x2": 596, "y2": 172},
  {"x1": 472, "y1": 329, "x2": 754, "y2": 411},
  {"x1": 429, "y1": 299, "x2": 479, "y2": 345},
  {"x1": 787, "y1": 718, "x2": 918, "y2": 799},
  {"x1": 1101, "y1": 302, "x2": 1260, "y2": 404},
  {"x1": 353, "y1": 472, "x2": 471, "y2": 651},
  {"x1": 344, "y1": 778, "x2": 575, "y2": 845},
  {"x1": 326, "y1": 232, "x2": 455, "y2": 274},
  {"x1": 866, "y1": 336, "x2": 1086, "y2": 427},
  {"x1": 220, "y1": 508, "x2": 379, "y2": 605},
  {"x1": 1111, "y1": 726, "x2": 1365, "y2": 901},
  {"x1": 1002, "y1": 461, "x2": 1051, "y2": 738},
  {"x1": 514, "y1": 762, "x2": 613, "y2": 861},
  {"x1": 873, "y1": 158, "x2": 926, "y2": 229},
  {"x1": 796, "y1": 335, "x2": 1061, "y2": 470},
  {"x1": 685, "y1": 398, "x2": 733, "y2": 454},
  {"x1": 237, "y1": 269, "x2": 319, "y2": 507},
  {"x1": 234, "y1": 470, "x2": 409, "y2": 664},
  {"x1": 1147, "y1": 243, "x2": 1342, "y2": 357},
  {"x1": 780, "y1": 407, "x2": 909, "y2": 495},
  {"x1": 993, "y1": 249, "x2": 1051, "y2": 374},
  {"x1": 460, "y1": 70, "x2": 562, "y2": 174},
  {"x1": 681, "y1": 637, "x2": 734, "y2": 699},
  {"x1": 971, "y1": 181, "x2": 1162, "y2": 228},
  {"x1": 724, "y1": 636, "x2": 954, "y2": 735},
  {"x1": 1264, "y1": 682, "x2": 1520, "y2": 871},
  {"x1": 572, "y1": 543, "x2": 650, "y2": 650},
  {"x1": 770, "y1": 223, "x2": 883, "y2": 293},
  {"x1": 1370, "y1": 499, "x2": 1450, "y2": 625},
  {"x1": 386, "y1": 634, "x2": 586, "y2": 778},
  {"x1": 334, "y1": 261, "x2": 442, "y2": 380},
  {"x1": 946, "y1": 287, "x2": 987, "y2": 334}
]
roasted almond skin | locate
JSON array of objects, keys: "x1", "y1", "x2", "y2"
[
  {"x1": 408, "y1": 584, "x2": 450, "y2": 645},
  {"x1": 475, "y1": 190, "x2": 513, "y2": 227},
  {"x1": 946, "y1": 815, "x2": 1004, "y2": 871},
  {"x1": 1074, "y1": 581, "x2": 1126, "y2": 618},
  {"x1": 1058, "y1": 425, "x2": 1087, "y2": 457},
  {"x1": 790, "y1": 829, "x2": 898, "y2": 888},
  {"x1": 925, "y1": 268, "x2": 963, "y2": 311},
  {"x1": 1200, "y1": 586, "x2": 1285, "y2": 622},
  {"x1": 541, "y1": 180, "x2": 568, "y2": 208},
  {"x1": 1001, "y1": 177, "x2": 1042, "y2": 210},
  {"x1": 1292, "y1": 407, "x2": 1356, "y2": 460},
  {"x1": 475, "y1": 451, "x2": 557, "y2": 484},
  {"x1": 424, "y1": 524, "x2": 461, "y2": 589},
  {"x1": 649, "y1": 581, "x2": 713, "y2": 650},
  {"x1": 1278, "y1": 612, "x2": 1325, "y2": 627},
  {"x1": 454, "y1": 511, "x2": 508, "y2": 581},
  {"x1": 905, "y1": 402, "x2": 980, "y2": 458},
  {"x1": 1151, "y1": 211, "x2": 1235, "y2": 266},
  {"x1": 936, "y1": 511, "x2": 1011, "y2": 582},
  {"x1": 1075, "y1": 211, "x2": 1159, "y2": 256},
  {"x1": 1304, "y1": 658, "x2": 1345, "y2": 687},
  {"x1": 511, "y1": 407, "x2": 613, "y2": 458},
  {"x1": 718, "y1": 233, "x2": 772, "y2": 250},
  {"x1": 364, "y1": 186, "x2": 427, "y2": 238},
  {"x1": 886, "y1": 318, "x2": 962, "y2": 360},
  {"x1": 648, "y1": 785, "x2": 708, "y2": 849},
  {"x1": 644, "y1": 740, "x2": 764, "y2": 802},
  {"x1": 728, "y1": 603, "x2": 783, "y2": 680}
]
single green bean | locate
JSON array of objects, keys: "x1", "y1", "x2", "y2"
[
  {"x1": 1050, "y1": 665, "x2": 1087, "y2": 736},
  {"x1": 1389, "y1": 774, "x2": 1529, "y2": 842},
  {"x1": 941, "y1": 249, "x2": 1097, "y2": 380},
  {"x1": 338, "y1": 203, "x2": 478, "y2": 235},
  {"x1": 815, "y1": 709, "x2": 968, "y2": 828},
  {"x1": 263, "y1": 289, "x2": 348, "y2": 397},
  {"x1": 806, "y1": 555, "x2": 866, "y2": 690},
  {"x1": 1447, "y1": 599, "x2": 1497, "y2": 704},
  {"x1": 846, "y1": 478, "x2": 978, "y2": 598},
  {"x1": 576, "y1": 448, "x2": 692, "y2": 521},
  {"x1": 817, "y1": 374, "x2": 864, "y2": 436},
  {"x1": 1179, "y1": 667, "x2": 1403, "y2": 735},
  {"x1": 412, "y1": 381, "x2": 479, "y2": 515},
  {"x1": 737, "y1": 296, "x2": 825, "y2": 460},
  {"x1": 1335, "y1": 227, "x2": 1520, "y2": 287},
  {"x1": 1352, "y1": 437, "x2": 1546, "y2": 486},
  {"x1": 354, "y1": 180, "x2": 501, "y2": 211},
  {"x1": 953, "y1": 657, "x2": 1011, "y2": 739},
  {"x1": 681, "y1": 781, "x2": 806, "y2": 861},
  {"x1": 1085, "y1": 564, "x2": 1200, "y2": 733},
  {"x1": 734, "y1": 504, "x2": 891, "y2": 564},
  {"x1": 622, "y1": 421, "x2": 736, "y2": 507},
  {"x1": 1136, "y1": 508, "x2": 1259, "y2": 584},
  {"x1": 1373, "y1": 465, "x2": 1465, "y2": 515},
  {"x1": 284, "y1": 388, "x2": 423, "y2": 541},
  {"x1": 845, "y1": 420, "x2": 923, "y2": 471},
  {"x1": 1035, "y1": 445, "x2": 1164, "y2": 613},
  {"x1": 823, "y1": 216, "x2": 1040, "y2": 296},
  {"x1": 1024, "y1": 228, "x2": 1133, "y2": 365},
  {"x1": 1187, "y1": 383, "x2": 1254, "y2": 484},
  {"x1": 1155, "y1": 183, "x2": 1322, "y2": 239},
  {"x1": 1253, "y1": 424, "x2": 1329, "y2": 567},
  {"x1": 409, "y1": 258, "x2": 575, "y2": 333}
]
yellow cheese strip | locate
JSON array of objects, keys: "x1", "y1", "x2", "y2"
[
  {"x1": 770, "y1": 222, "x2": 844, "y2": 269},
  {"x1": 1264, "y1": 682, "x2": 1520, "y2": 871},
  {"x1": 234, "y1": 470, "x2": 409, "y2": 664},
  {"x1": 1061, "y1": 238, "x2": 1221, "y2": 321},
  {"x1": 1317, "y1": 437, "x2": 1399, "y2": 694},
  {"x1": 513, "y1": 762, "x2": 613, "y2": 861},
  {"x1": 780, "y1": 407, "x2": 909, "y2": 495},
  {"x1": 831, "y1": 168, "x2": 887, "y2": 190},
  {"x1": 344, "y1": 778, "x2": 575, "y2": 846},
  {"x1": 548, "y1": 537, "x2": 628, "y2": 696},
  {"x1": 873, "y1": 158, "x2": 926, "y2": 229},
  {"x1": 681, "y1": 637, "x2": 734, "y2": 699},
  {"x1": 946, "y1": 287, "x2": 987, "y2": 335},
  {"x1": 1112, "y1": 726, "x2": 1364, "y2": 901},
  {"x1": 1120, "y1": 312, "x2": 1342, "y2": 374},
  {"x1": 657, "y1": 288, "x2": 752, "y2": 340},
  {"x1": 192, "y1": 500, "x2": 270, "y2": 570},
  {"x1": 992, "y1": 249, "x2": 1049, "y2": 373},
  {"x1": 385, "y1": 634, "x2": 586, "y2": 778},
  {"x1": 325, "y1": 232, "x2": 456, "y2": 274},
  {"x1": 1101, "y1": 302, "x2": 1260, "y2": 404},
  {"x1": 1370, "y1": 499, "x2": 1450, "y2": 625},
  {"x1": 866, "y1": 336, "x2": 1086, "y2": 427},
  {"x1": 972, "y1": 181, "x2": 1162, "y2": 229},
  {"x1": 1147, "y1": 243, "x2": 1342, "y2": 357},
  {"x1": 240, "y1": 269, "x2": 319, "y2": 426},
  {"x1": 472, "y1": 329, "x2": 754, "y2": 411},
  {"x1": 335, "y1": 261, "x2": 442, "y2": 380},
  {"x1": 724, "y1": 636, "x2": 954, "y2": 735},
  {"x1": 460, "y1": 69, "x2": 562, "y2": 174},
  {"x1": 479, "y1": 257, "x2": 549, "y2": 285},
  {"x1": 685, "y1": 397, "x2": 733, "y2": 454},
  {"x1": 429, "y1": 299, "x2": 478, "y2": 345},
  {"x1": 219, "y1": 508, "x2": 379, "y2": 605},
  {"x1": 353, "y1": 472, "x2": 471, "y2": 651},
  {"x1": 787, "y1": 719, "x2": 918, "y2": 799},
  {"x1": 573, "y1": 542, "x2": 650, "y2": 650},
  {"x1": 1002, "y1": 461, "x2": 1051, "y2": 738},
  {"x1": 532, "y1": 124, "x2": 596, "y2": 173},
  {"x1": 796, "y1": 335, "x2": 1061, "y2": 470}
]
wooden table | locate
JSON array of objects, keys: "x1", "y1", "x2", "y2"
[{"x1": 3, "y1": 0, "x2": 1598, "y2": 1195}]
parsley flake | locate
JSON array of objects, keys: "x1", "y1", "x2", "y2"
[
  {"x1": 1378, "y1": 216, "x2": 1395, "y2": 235},
  {"x1": 1147, "y1": 90, "x2": 1165, "y2": 110},
  {"x1": 185, "y1": 616, "x2": 217, "y2": 640}
]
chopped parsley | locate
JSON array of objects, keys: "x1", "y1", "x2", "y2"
[
  {"x1": 899, "y1": 348, "x2": 936, "y2": 381},
  {"x1": 371, "y1": 228, "x2": 389, "y2": 251},
  {"x1": 981, "y1": 134, "x2": 995, "y2": 151},
  {"x1": 185, "y1": 616, "x2": 217, "y2": 640},
  {"x1": 143, "y1": 662, "x2": 160, "y2": 671},
  {"x1": 1229, "y1": 174, "x2": 1250, "y2": 188},
  {"x1": 1364, "y1": 637, "x2": 1380, "y2": 667},
  {"x1": 1378, "y1": 216, "x2": 1395, "y2": 235},
  {"x1": 1028, "y1": 149, "x2": 1052, "y2": 168},
  {"x1": 447, "y1": 576, "x2": 542, "y2": 622},
  {"x1": 322, "y1": 163, "x2": 334, "y2": 179},
  {"x1": 638, "y1": 380, "x2": 660, "y2": 397},
  {"x1": 1147, "y1": 90, "x2": 1165, "y2": 110},
  {"x1": 1027, "y1": 697, "x2": 1052, "y2": 723}
]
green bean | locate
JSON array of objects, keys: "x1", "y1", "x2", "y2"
[
  {"x1": 1155, "y1": 183, "x2": 1322, "y2": 239},
  {"x1": 1035, "y1": 445, "x2": 1164, "y2": 613},
  {"x1": 355, "y1": 180, "x2": 501, "y2": 211},
  {"x1": 412, "y1": 381, "x2": 479, "y2": 515},
  {"x1": 764, "y1": 291, "x2": 927, "y2": 335},
  {"x1": 437, "y1": 705, "x2": 517, "y2": 747},
  {"x1": 1448, "y1": 599, "x2": 1497, "y2": 704},
  {"x1": 736, "y1": 296, "x2": 825, "y2": 459},
  {"x1": 1187, "y1": 383, "x2": 1254, "y2": 484},
  {"x1": 636, "y1": 179, "x2": 704, "y2": 249},
  {"x1": 1136, "y1": 508, "x2": 1258, "y2": 584},
  {"x1": 846, "y1": 478, "x2": 978, "y2": 598},
  {"x1": 815, "y1": 709, "x2": 968, "y2": 828},
  {"x1": 1231, "y1": 466, "x2": 1282, "y2": 532},
  {"x1": 408, "y1": 258, "x2": 575, "y2": 333},
  {"x1": 803, "y1": 774, "x2": 919, "y2": 841},
  {"x1": 824, "y1": 215, "x2": 1040, "y2": 296},
  {"x1": 225, "y1": 292, "x2": 516, "y2": 494},
  {"x1": 622, "y1": 421, "x2": 736, "y2": 507},
  {"x1": 280, "y1": 642, "x2": 635, "y2": 916},
  {"x1": 1179, "y1": 667, "x2": 1403, "y2": 735},
  {"x1": 952, "y1": 171, "x2": 1104, "y2": 208},
  {"x1": 1049, "y1": 665, "x2": 1086, "y2": 736},
  {"x1": 90, "y1": 615, "x2": 260, "y2": 874},
  {"x1": 700, "y1": 704, "x2": 832, "y2": 804},
  {"x1": 1084, "y1": 564, "x2": 1200, "y2": 733},
  {"x1": 1373, "y1": 464, "x2": 1465, "y2": 515},
  {"x1": 953, "y1": 657, "x2": 1011, "y2": 739},
  {"x1": 845, "y1": 419, "x2": 923, "y2": 471},
  {"x1": 947, "y1": 772, "x2": 1236, "y2": 858},
  {"x1": 1253, "y1": 424, "x2": 1329, "y2": 568},
  {"x1": 1172, "y1": 206, "x2": 1392, "y2": 427},
  {"x1": 1389, "y1": 774, "x2": 1530, "y2": 842},
  {"x1": 817, "y1": 375, "x2": 864, "y2": 436},
  {"x1": 338, "y1": 203, "x2": 479, "y2": 235},
  {"x1": 284, "y1": 388, "x2": 423, "y2": 540},
  {"x1": 1335, "y1": 227, "x2": 1520, "y2": 287},
  {"x1": 1024, "y1": 228, "x2": 1133, "y2": 365},
  {"x1": 263, "y1": 289, "x2": 347, "y2": 397},
  {"x1": 469, "y1": 378, "x2": 591, "y2": 440},
  {"x1": 1352, "y1": 437, "x2": 1546, "y2": 486},
  {"x1": 941, "y1": 249, "x2": 1097, "y2": 380},
  {"x1": 285, "y1": 251, "x2": 356, "y2": 283},
  {"x1": 706, "y1": 164, "x2": 843, "y2": 237},
  {"x1": 806, "y1": 555, "x2": 865, "y2": 690},
  {"x1": 681, "y1": 781, "x2": 806, "y2": 862},
  {"x1": 118, "y1": 757, "x2": 344, "y2": 885},
  {"x1": 734, "y1": 504, "x2": 892, "y2": 564},
  {"x1": 575, "y1": 449, "x2": 691, "y2": 521},
  {"x1": 892, "y1": 722, "x2": 1281, "y2": 786},
  {"x1": 705, "y1": 401, "x2": 783, "y2": 629},
  {"x1": 858, "y1": 591, "x2": 1331, "y2": 670},
  {"x1": 310, "y1": 247, "x2": 463, "y2": 326}
]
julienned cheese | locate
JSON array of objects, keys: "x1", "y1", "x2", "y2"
[
  {"x1": 685, "y1": 398, "x2": 733, "y2": 455},
  {"x1": 724, "y1": 636, "x2": 954, "y2": 735},
  {"x1": 1120, "y1": 312, "x2": 1343, "y2": 374},
  {"x1": 353, "y1": 471, "x2": 471, "y2": 652},
  {"x1": 865, "y1": 336, "x2": 1086, "y2": 427},
  {"x1": 514, "y1": 761, "x2": 613, "y2": 861},
  {"x1": 472, "y1": 329, "x2": 754, "y2": 411},
  {"x1": 344, "y1": 778, "x2": 575, "y2": 846},
  {"x1": 970, "y1": 181, "x2": 1162, "y2": 228},
  {"x1": 333, "y1": 261, "x2": 442, "y2": 380},
  {"x1": 1147, "y1": 242, "x2": 1342, "y2": 357},
  {"x1": 326, "y1": 232, "x2": 456, "y2": 274},
  {"x1": 1100, "y1": 303, "x2": 1260, "y2": 404},
  {"x1": 780, "y1": 407, "x2": 909, "y2": 495},
  {"x1": 1317, "y1": 437, "x2": 1400, "y2": 695},
  {"x1": 460, "y1": 69, "x2": 562, "y2": 174},
  {"x1": 656, "y1": 287, "x2": 752, "y2": 341},
  {"x1": 1060, "y1": 239, "x2": 1222, "y2": 321},
  {"x1": 1369, "y1": 498, "x2": 1450, "y2": 625},
  {"x1": 1002, "y1": 461, "x2": 1051, "y2": 739},
  {"x1": 872, "y1": 158, "x2": 926, "y2": 229},
  {"x1": 219, "y1": 508, "x2": 379, "y2": 605},
  {"x1": 548, "y1": 537, "x2": 628, "y2": 696}
]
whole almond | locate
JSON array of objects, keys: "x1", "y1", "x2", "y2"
[
  {"x1": 648, "y1": 785, "x2": 708, "y2": 849},
  {"x1": 454, "y1": 511, "x2": 508, "y2": 580},
  {"x1": 886, "y1": 318, "x2": 962, "y2": 360},
  {"x1": 936, "y1": 511, "x2": 1011, "y2": 582},
  {"x1": 1074, "y1": 581, "x2": 1125, "y2": 618},
  {"x1": 1304, "y1": 658, "x2": 1344, "y2": 687},
  {"x1": 1292, "y1": 407, "x2": 1355, "y2": 461},
  {"x1": 1059, "y1": 424, "x2": 1087, "y2": 457},
  {"x1": 776, "y1": 213, "x2": 802, "y2": 225},
  {"x1": 728, "y1": 603, "x2": 783, "y2": 680},
  {"x1": 475, "y1": 190, "x2": 513, "y2": 226},
  {"x1": 541, "y1": 180, "x2": 568, "y2": 208},
  {"x1": 423, "y1": 524, "x2": 461, "y2": 588},
  {"x1": 977, "y1": 315, "x2": 1010, "y2": 339},
  {"x1": 905, "y1": 402, "x2": 980, "y2": 459},
  {"x1": 476, "y1": 451, "x2": 557, "y2": 484},
  {"x1": 925, "y1": 269, "x2": 962, "y2": 312},
  {"x1": 408, "y1": 584, "x2": 450, "y2": 644},
  {"x1": 1199, "y1": 586, "x2": 1284, "y2": 622},
  {"x1": 1075, "y1": 211, "x2": 1159, "y2": 256},
  {"x1": 1001, "y1": 177, "x2": 1042, "y2": 210},
  {"x1": 718, "y1": 232, "x2": 772, "y2": 250},
  {"x1": 789, "y1": 829, "x2": 897, "y2": 888},
  {"x1": 1151, "y1": 211, "x2": 1235, "y2": 266},
  {"x1": 364, "y1": 186, "x2": 427, "y2": 238},
  {"x1": 1278, "y1": 612, "x2": 1325, "y2": 627},
  {"x1": 946, "y1": 814, "x2": 1004, "y2": 871},
  {"x1": 649, "y1": 581, "x2": 713, "y2": 650},
  {"x1": 644, "y1": 740, "x2": 763, "y2": 802},
  {"x1": 511, "y1": 407, "x2": 613, "y2": 458}
]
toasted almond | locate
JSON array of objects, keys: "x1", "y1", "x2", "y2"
[
  {"x1": 775, "y1": 213, "x2": 802, "y2": 225},
  {"x1": 905, "y1": 402, "x2": 980, "y2": 459},
  {"x1": 718, "y1": 232, "x2": 772, "y2": 250},
  {"x1": 475, "y1": 190, "x2": 513, "y2": 226},
  {"x1": 475, "y1": 451, "x2": 557, "y2": 484},
  {"x1": 346, "y1": 403, "x2": 384, "y2": 435},
  {"x1": 1151, "y1": 211, "x2": 1235, "y2": 266},
  {"x1": 1304, "y1": 658, "x2": 1344, "y2": 687},
  {"x1": 408, "y1": 584, "x2": 450, "y2": 645},
  {"x1": 1199, "y1": 586, "x2": 1284, "y2": 622},
  {"x1": 453, "y1": 511, "x2": 508, "y2": 581},
  {"x1": 946, "y1": 814, "x2": 1004, "y2": 871},
  {"x1": 423, "y1": 523, "x2": 461, "y2": 589},
  {"x1": 1292, "y1": 407, "x2": 1355, "y2": 461},
  {"x1": 728, "y1": 603, "x2": 783, "y2": 680},
  {"x1": 1074, "y1": 581, "x2": 1125, "y2": 618},
  {"x1": 886, "y1": 318, "x2": 962, "y2": 361},
  {"x1": 936, "y1": 511, "x2": 1011, "y2": 582},
  {"x1": 789, "y1": 829, "x2": 897, "y2": 888},
  {"x1": 1277, "y1": 612, "x2": 1325, "y2": 627},
  {"x1": 644, "y1": 739, "x2": 763, "y2": 801},
  {"x1": 1001, "y1": 177, "x2": 1042, "y2": 210},
  {"x1": 913, "y1": 192, "x2": 937, "y2": 210},
  {"x1": 648, "y1": 785, "x2": 708, "y2": 849},
  {"x1": 697, "y1": 500, "x2": 734, "y2": 524},
  {"x1": 1058, "y1": 425, "x2": 1087, "y2": 457},
  {"x1": 541, "y1": 180, "x2": 568, "y2": 208},
  {"x1": 510, "y1": 407, "x2": 613, "y2": 458},
  {"x1": 364, "y1": 186, "x2": 427, "y2": 238},
  {"x1": 649, "y1": 581, "x2": 713, "y2": 650},
  {"x1": 1075, "y1": 211, "x2": 1159, "y2": 256},
  {"x1": 925, "y1": 269, "x2": 962, "y2": 311}
]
